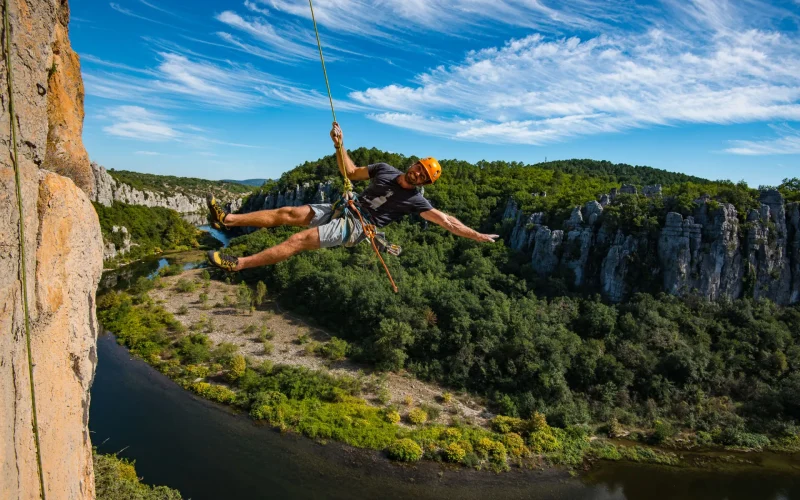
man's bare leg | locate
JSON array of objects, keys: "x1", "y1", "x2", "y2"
[
  {"x1": 235, "y1": 227, "x2": 321, "y2": 270},
  {"x1": 225, "y1": 206, "x2": 315, "y2": 229}
]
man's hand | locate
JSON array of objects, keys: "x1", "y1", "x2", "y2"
[
  {"x1": 330, "y1": 122, "x2": 343, "y2": 148},
  {"x1": 475, "y1": 233, "x2": 499, "y2": 243}
]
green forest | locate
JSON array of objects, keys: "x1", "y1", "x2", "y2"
[
  {"x1": 107, "y1": 169, "x2": 256, "y2": 197},
  {"x1": 223, "y1": 149, "x2": 800, "y2": 448},
  {"x1": 94, "y1": 202, "x2": 202, "y2": 262}
]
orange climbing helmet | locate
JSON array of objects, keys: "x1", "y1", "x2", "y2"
[{"x1": 419, "y1": 157, "x2": 442, "y2": 184}]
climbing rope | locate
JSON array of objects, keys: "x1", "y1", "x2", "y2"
[
  {"x1": 307, "y1": 0, "x2": 399, "y2": 293},
  {"x1": 4, "y1": 0, "x2": 46, "y2": 497}
]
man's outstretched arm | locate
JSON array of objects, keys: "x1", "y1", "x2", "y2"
[
  {"x1": 421, "y1": 209, "x2": 499, "y2": 243},
  {"x1": 330, "y1": 122, "x2": 369, "y2": 182}
]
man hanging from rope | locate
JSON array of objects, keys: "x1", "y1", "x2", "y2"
[{"x1": 206, "y1": 122, "x2": 499, "y2": 272}]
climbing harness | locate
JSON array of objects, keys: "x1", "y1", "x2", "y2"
[
  {"x1": 308, "y1": 0, "x2": 399, "y2": 293},
  {"x1": 4, "y1": 0, "x2": 47, "y2": 496}
]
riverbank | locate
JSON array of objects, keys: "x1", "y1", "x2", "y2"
[{"x1": 95, "y1": 259, "x2": 800, "y2": 475}]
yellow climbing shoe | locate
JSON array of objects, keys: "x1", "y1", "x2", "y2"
[
  {"x1": 207, "y1": 250, "x2": 239, "y2": 272},
  {"x1": 206, "y1": 194, "x2": 229, "y2": 230}
]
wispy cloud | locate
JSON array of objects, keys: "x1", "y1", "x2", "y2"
[
  {"x1": 348, "y1": 1, "x2": 800, "y2": 146},
  {"x1": 83, "y1": 43, "x2": 356, "y2": 114},
  {"x1": 102, "y1": 105, "x2": 264, "y2": 148},
  {"x1": 138, "y1": 0, "x2": 179, "y2": 17},
  {"x1": 109, "y1": 2, "x2": 179, "y2": 28},
  {"x1": 135, "y1": 150, "x2": 163, "y2": 155},
  {"x1": 214, "y1": 11, "x2": 316, "y2": 62},
  {"x1": 725, "y1": 124, "x2": 800, "y2": 155},
  {"x1": 104, "y1": 106, "x2": 178, "y2": 141}
]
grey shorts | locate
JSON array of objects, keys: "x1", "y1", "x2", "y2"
[{"x1": 308, "y1": 204, "x2": 367, "y2": 248}]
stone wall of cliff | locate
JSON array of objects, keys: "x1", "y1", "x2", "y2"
[
  {"x1": 504, "y1": 188, "x2": 800, "y2": 305},
  {"x1": 1, "y1": 1, "x2": 103, "y2": 498},
  {"x1": 240, "y1": 180, "x2": 799, "y2": 306},
  {"x1": 92, "y1": 162, "x2": 244, "y2": 214}
]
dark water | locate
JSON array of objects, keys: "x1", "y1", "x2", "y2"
[
  {"x1": 91, "y1": 253, "x2": 800, "y2": 500},
  {"x1": 89, "y1": 336, "x2": 800, "y2": 500}
]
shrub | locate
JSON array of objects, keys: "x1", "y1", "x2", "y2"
[
  {"x1": 608, "y1": 417, "x2": 624, "y2": 438},
  {"x1": 650, "y1": 420, "x2": 674, "y2": 444},
  {"x1": 223, "y1": 295, "x2": 234, "y2": 307},
  {"x1": 236, "y1": 282, "x2": 252, "y2": 313},
  {"x1": 492, "y1": 415, "x2": 524, "y2": 434},
  {"x1": 444, "y1": 442, "x2": 466, "y2": 463},
  {"x1": 502, "y1": 432, "x2": 527, "y2": 458},
  {"x1": 528, "y1": 431, "x2": 562, "y2": 454},
  {"x1": 200, "y1": 269, "x2": 211, "y2": 281},
  {"x1": 184, "y1": 364, "x2": 209, "y2": 380},
  {"x1": 93, "y1": 452, "x2": 183, "y2": 500},
  {"x1": 403, "y1": 395, "x2": 413, "y2": 407},
  {"x1": 384, "y1": 409, "x2": 401, "y2": 424},
  {"x1": 189, "y1": 382, "x2": 236, "y2": 404},
  {"x1": 376, "y1": 387, "x2": 391, "y2": 405},
  {"x1": 420, "y1": 403, "x2": 441, "y2": 421},
  {"x1": 212, "y1": 342, "x2": 239, "y2": 366},
  {"x1": 386, "y1": 439, "x2": 423, "y2": 462},
  {"x1": 530, "y1": 412, "x2": 549, "y2": 433},
  {"x1": 227, "y1": 355, "x2": 246, "y2": 381},
  {"x1": 441, "y1": 427, "x2": 462, "y2": 442},
  {"x1": 441, "y1": 392, "x2": 453, "y2": 404},
  {"x1": 176, "y1": 305, "x2": 189, "y2": 315},
  {"x1": 408, "y1": 408, "x2": 428, "y2": 425},
  {"x1": 176, "y1": 279, "x2": 197, "y2": 293},
  {"x1": 177, "y1": 334, "x2": 211, "y2": 364},
  {"x1": 260, "y1": 327, "x2": 275, "y2": 341},
  {"x1": 243, "y1": 324, "x2": 258, "y2": 335},
  {"x1": 263, "y1": 340, "x2": 274, "y2": 355},
  {"x1": 255, "y1": 281, "x2": 267, "y2": 306},
  {"x1": 319, "y1": 337, "x2": 348, "y2": 361}
]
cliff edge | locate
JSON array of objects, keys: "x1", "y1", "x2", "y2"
[{"x1": 1, "y1": 1, "x2": 102, "y2": 499}]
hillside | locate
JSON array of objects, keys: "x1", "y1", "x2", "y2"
[
  {"x1": 107, "y1": 169, "x2": 256, "y2": 196},
  {"x1": 222, "y1": 178, "x2": 269, "y2": 187},
  {"x1": 221, "y1": 148, "x2": 800, "y2": 448}
]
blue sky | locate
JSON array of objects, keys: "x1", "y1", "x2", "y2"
[{"x1": 71, "y1": 0, "x2": 800, "y2": 186}]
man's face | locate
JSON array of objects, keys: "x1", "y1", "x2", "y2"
[{"x1": 405, "y1": 162, "x2": 430, "y2": 186}]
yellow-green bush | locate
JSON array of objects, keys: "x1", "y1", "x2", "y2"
[
  {"x1": 441, "y1": 427, "x2": 462, "y2": 442},
  {"x1": 408, "y1": 408, "x2": 428, "y2": 425},
  {"x1": 387, "y1": 439, "x2": 423, "y2": 462},
  {"x1": 227, "y1": 355, "x2": 246, "y2": 381},
  {"x1": 184, "y1": 364, "x2": 209, "y2": 379},
  {"x1": 444, "y1": 442, "x2": 466, "y2": 463},
  {"x1": 530, "y1": 412, "x2": 549, "y2": 433},
  {"x1": 502, "y1": 432, "x2": 527, "y2": 458},
  {"x1": 528, "y1": 430, "x2": 562, "y2": 454},
  {"x1": 384, "y1": 409, "x2": 401, "y2": 424},
  {"x1": 491, "y1": 415, "x2": 524, "y2": 434},
  {"x1": 188, "y1": 382, "x2": 236, "y2": 404}
]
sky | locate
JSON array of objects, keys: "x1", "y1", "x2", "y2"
[{"x1": 71, "y1": 0, "x2": 800, "y2": 186}]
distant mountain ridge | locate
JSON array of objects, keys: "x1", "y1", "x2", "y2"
[{"x1": 222, "y1": 178, "x2": 269, "y2": 187}]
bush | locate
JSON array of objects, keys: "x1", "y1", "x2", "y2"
[
  {"x1": 227, "y1": 355, "x2": 247, "y2": 381},
  {"x1": 527, "y1": 431, "x2": 562, "y2": 454},
  {"x1": 189, "y1": 381, "x2": 236, "y2": 404},
  {"x1": 408, "y1": 408, "x2": 428, "y2": 425},
  {"x1": 319, "y1": 337, "x2": 348, "y2": 361},
  {"x1": 201, "y1": 269, "x2": 211, "y2": 281},
  {"x1": 263, "y1": 340, "x2": 274, "y2": 355},
  {"x1": 176, "y1": 278, "x2": 197, "y2": 293},
  {"x1": 176, "y1": 305, "x2": 189, "y2": 315},
  {"x1": 650, "y1": 420, "x2": 674, "y2": 444},
  {"x1": 444, "y1": 442, "x2": 466, "y2": 463},
  {"x1": 255, "y1": 281, "x2": 267, "y2": 306},
  {"x1": 177, "y1": 334, "x2": 211, "y2": 364},
  {"x1": 260, "y1": 327, "x2": 275, "y2": 341},
  {"x1": 377, "y1": 387, "x2": 391, "y2": 405},
  {"x1": 93, "y1": 451, "x2": 182, "y2": 500},
  {"x1": 492, "y1": 415, "x2": 524, "y2": 434},
  {"x1": 502, "y1": 432, "x2": 527, "y2": 458},
  {"x1": 387, "y1": 439, "x2": 423, "y2": 462},
  {"x1": 441, "y1": 392, "x2": 453, "y2": 404},
  {"x1": 384, "y1": 409, "x2": 401, "y2": 424}
]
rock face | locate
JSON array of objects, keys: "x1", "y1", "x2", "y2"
[
  {"x1": 91, "y1": 162, "x2": 244, "y2": 213},
  {"x1": 1, "y1": 1, "x2": 103, "y2": 498},
  {"x1": 505, "y1": 189, "x2": 800, "y2": 305},
  {"x1": 103, "y1": 225, "x2": 132, "y2": 260},
  {"x1": 42, "y1": 0, "x2": 93, "y2": 195}
]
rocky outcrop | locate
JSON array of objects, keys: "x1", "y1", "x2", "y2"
[
  {"x1": 504, "y1": 189, "x2": 800, "y2": 304},
  {"x1": 103, "y1": 225, "x2": 132, "y2": 260},
  {"x1": 1, "y1": 1, "x2": 103, "y2": 498},
  {"x1": 239, "y1": 180, "x2": 336, "y2": 213},
  {"x1": 42, "y1": 0, "x2": 93, "y2": 195},
  {"x1": 91, "y1": 162, "x2": 244, "y2": 213}
]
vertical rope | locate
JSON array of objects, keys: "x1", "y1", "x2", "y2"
[
  {"x1": 4, "y1": 0, "x2": 46, "y2": 497},
  {"x1": 308, "y1": 0, "x2": 336, "y2": 124}
]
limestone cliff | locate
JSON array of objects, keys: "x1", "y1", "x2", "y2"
[
  {"x1": 43, "y1": 0, "x2": 93, "y2": 195},
  {"x1": 1, "y1": 1, "x2": 103, "y2": 499},
  {"x1": 92, "y1": 161, "x2": 244, "y2": 213},
  {"x1": 503, "y1": 189, "x2": 800, "y2": 305}
]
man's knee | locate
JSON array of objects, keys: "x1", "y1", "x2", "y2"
[
  {"x1": 288, "y1": 228, "x2": 320, "y2": 251},
  {"x1": 278, "y1": 206, "x2": 314, "y2": 226}
]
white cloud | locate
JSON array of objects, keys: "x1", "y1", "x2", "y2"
[
  {"x1": 135, "y1": 150, "x2": 163, "y2": 155},
  {"x1": 725, "y1": 124, "x2": 800, "y2": 155},
  {"x1": 214, "y1": 11, "x2": 315, "y2": 62},
  {"x1": 347, "y1": 1, "x2": 800, "y2": 145},
  {"x1": 104, "y1": 106, "x2": 178, "y2": 141},
  {"x1": 109, "y1": 2, "x2": 180, "y2": 28}
]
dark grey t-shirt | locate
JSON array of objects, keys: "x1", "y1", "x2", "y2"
[{"x1": 358, "y1": 163, "x2": 433, "y2": 227}]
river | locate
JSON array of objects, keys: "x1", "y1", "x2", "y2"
[{"x1": 90, "y1": 250, "x2": 800, "y2": 500}]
